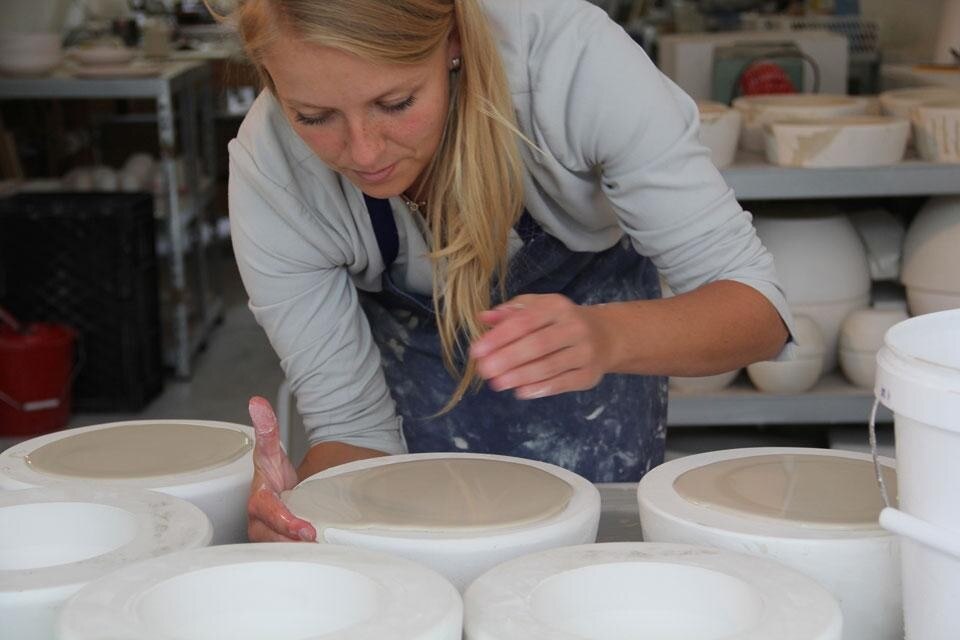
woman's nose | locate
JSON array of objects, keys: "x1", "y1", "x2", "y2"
[{"x1": 346, "y1": 119, "x2": 386, "y2": 169}]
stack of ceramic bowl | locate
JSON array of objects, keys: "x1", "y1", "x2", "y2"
[
  {"x1": 282, "y1": 452, "x2": 601, "y2": 592},
  {"x1": 697, "y1": 101, "x2": 742, "y2": 169},
  {"x1": 764, "y1": 116, "x2": 910, "y2": 168},
  {"x1": 638, "y1": 447, "x2": 902, "y2": 640},
  {"x1": 464, "y1": 542, "x2": 842, "y2": 640},
  {"x1": 901, "y1": 196, "x2": 960, "y2": 315},
  {"x1": 753, "y1": 203, "x2": 872, "y2": 371},
  {"x1": 1, "y1": 486, "x2": 211, "y2": 640},
  {"x1": 58, "y1": 543, "x2": 463, "y2": 640},
  {"x1": 0, "y1": 33, "x2": 62, "y2": 76},
  {"x1": 839, "y1": 308, "x2": 909, "y2": 388},
  {"x1": 879, "y1": 86, "x2": 960, "y2": 147},
  {"x1": 912, "y1": 99, "x2": 960, "y2": 163},
  {"x1": 0, "y1": 419, "x2": 255, "y2": 544},
  {"x1": 733, "y1": 94, "x2": 873, "y2": 153},
  {"x1": 747, "y1": 315, "x2": 825, "y2": 393}
]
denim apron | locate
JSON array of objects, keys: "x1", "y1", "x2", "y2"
[{"x1": 358, "y1": 195, "x2": 667, "y2": 482}]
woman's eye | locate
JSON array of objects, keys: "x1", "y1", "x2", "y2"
[
  {"x1": 295, "y1": 112, "x2": 331, "y2": 126},
  {"x1": 382, "y1": 95, "x2": 416, "y2": 113}
]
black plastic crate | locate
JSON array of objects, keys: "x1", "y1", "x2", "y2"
[{"x1": 0, "y1": 192, "x2": 163, "y2": 412}]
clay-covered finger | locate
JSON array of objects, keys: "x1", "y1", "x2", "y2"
[
  {"x1": 247, "y1": 519, "x2": 301, "y2": 543},
  {"x1": 248, "y1": 396, "x2": 283, "y2": 458},
  {"x1": 247, "y1": 488, "x2": 316, "y2": 542}
]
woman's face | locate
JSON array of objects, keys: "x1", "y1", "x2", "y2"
[{"x1": 262, "y1": 31, "x2": 460, "y2": 199}]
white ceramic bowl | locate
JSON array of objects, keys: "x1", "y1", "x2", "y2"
[
  {"x1": 753, "y1": 206, "x2": 872, "y2": 305},
  {"x1": 764, "y1": 116, "x2": 909, "y2": 168},
  {"x1": 748, "y1": 315, "x2": 825, "y2": 393},
  {"x1": 1, "y1": 487, "x2": 211, "y2": 640},
  {"x1": 747, "y1": 356, "x2": 823, "y2": 393},
  {"x1": 905, "y1": 287, "x2": 960, "y2": 315},
  {"x1": 669, "y1": 369, "x2": 741, "y2": 394},
  {"x1": 734, "y1": 94, "x2": 872, "y2": 152},
  {"x1": 912, "y1": 99, "x2": 960, "y2": 163},
  {"x1": 753, "y1": 206, "x2": 872, "y2": 369},
  {"x1": 284, "y1": 453, "x2": 601, "y2": 592},
  {"x1": 697, "y1": 101, "x2": 742, "y2": 168},
  {"x1": 0, "y1": 33, "x2": 62, "y2": 76},
  {"x1": 796, "y1": 296, "x2": 871, "y2": 371},
  {"x1": 840, "y1": 347, "x2": 879, "y2": 388},
  {"x1": 464, "y1": 542, "x2": 842, "y2": 640},
  {"x1": 638, "y1": 447, "x2": 900, "y2": 640},
  {"x1": 902, "y1": 196, "x2": 960, "y2": 297},
  {"x1": 59, "y1": 543, "x2": 463, "y2": 640},
  {"x1": 0, "y1": 420, "x2": 255, "y2": 545},
  {"x1": 840, "y1": 308, "x2": 910, "y2": 354},
  {"x1": 880, "y1": 87, "x2": 960, "y2": 119}
]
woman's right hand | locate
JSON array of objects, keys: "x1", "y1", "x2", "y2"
[{"x1": 246, "y1": 396, "x2": 317, "y2": 542}]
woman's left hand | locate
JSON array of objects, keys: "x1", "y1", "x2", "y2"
[{"x1": 470, "y1": 294, "x2": 612, "y2": 399}]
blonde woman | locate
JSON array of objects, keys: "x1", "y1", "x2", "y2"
[{"x1": 227, "y1": 0, "x2": 794, "y2": 542}]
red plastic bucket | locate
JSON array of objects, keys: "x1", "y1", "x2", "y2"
[{"x1": 0, "y1": 323, "x2": 77, "y2": 437}]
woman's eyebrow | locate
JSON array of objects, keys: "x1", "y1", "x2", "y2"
[{"x1": 286, "y1": 81, "x2": 423, "y2": 111}]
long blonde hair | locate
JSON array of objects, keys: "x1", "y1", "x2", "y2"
[{"x1": 220, "y1": 0, "x2": 525, "y2": 410}]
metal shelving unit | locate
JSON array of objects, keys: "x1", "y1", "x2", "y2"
[
  {"x1": 721, "y1": 151, "x2": 960, "y2": 200},
  {"x1": 0, "y1": 60, "x2": 223, "y2": 377},
  {"x1": 666, "y1": 155, "x2": 960, "y2": 427},
  {"x1": 668, "y1": 374, "x2": 892, "y2": 427}
]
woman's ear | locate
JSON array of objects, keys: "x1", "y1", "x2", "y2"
[{"x1": 447, "y1": 26, "x2": 462, "y2": 67}]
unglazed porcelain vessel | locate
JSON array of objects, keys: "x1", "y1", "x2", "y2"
[
  {"x1": 764, "y1": 116, "x2": 909, "y2": 168},
  {"x1": 0, "y1": 420, "x2": 255, "y2": 544},
  {"x1": 638, "y1": 447, "x2": 901, "y2": 640},
  {"x1": 733, "y1": 94, "x2": 872, "y2": 152},
  {"x1": 912, "y1": 99, "x2": 960, "y2": 163},
  {"x1": 697, "y1": 101, "x2": 741, "y2": 168},
  {"x1": 747, "y1": 315, "x2": 825, "y2": 394},
  {"x1": 753, "y1": 206, "x2": 871, "y2": 370},
  {"x1": 901, "y1": 196, "x2": 960, "y2": 315},
  {"x1": 839, "y1": 308, "x2": 909, "y2": 388},
  {"x1": 58, "y1": 543, "x2": 462, "y2": 640},
  {"x1": 283, "y1": 453, "x2": 601, "y2": 592},
  {"x1": 1, "y1": 486, "x2": 211, "y2": 640},
  {"x1": 464, "y1": 542, "x2": 842, "y2": 640}
]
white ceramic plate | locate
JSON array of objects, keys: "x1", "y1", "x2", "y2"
[{"x1": 69, "y1": 46, "x2": 137, "y2": 66}]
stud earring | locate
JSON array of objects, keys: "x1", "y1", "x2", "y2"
[{"x1": 450, "y1": 56, "x2": 462, "y2": 71}]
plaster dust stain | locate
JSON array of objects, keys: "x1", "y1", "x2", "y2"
[
  {"x1": 788, "y1": 128, "x2": 841, "y2": 166},
  {"x1": 585, "y1": 406, "x2": 606, "y2": 421}
]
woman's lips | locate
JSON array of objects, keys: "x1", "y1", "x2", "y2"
[{"x1": 354, "y1": 163, "x2": 397, "y2": 184}]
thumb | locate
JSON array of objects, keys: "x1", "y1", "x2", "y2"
[{"x1": 248, "y1": 395, "x2": 283, "y2": 461}]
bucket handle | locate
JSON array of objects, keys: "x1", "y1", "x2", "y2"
[
  {"x1": 868, "y1": 398, "x2": 894, "y2": 508},
  {"x1": 870, "y1": 399, "x2": 893, "y2": 508},
  {"x1": 0, "y1": 335, "x2": 85, "y2": 413},
  {"x1": 880, "y1": 507, "x2": 960, "y2": 560}
]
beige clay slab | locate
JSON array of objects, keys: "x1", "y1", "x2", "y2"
[
  {"x1": 26, "y1": 423, "x2": 252, "y2": 478},
  {"x1": 285, "y1": 458, "x2": 574, "y2": 535},
  {"x1": 674, "y1": 453, "x2": 897, "y2": 529}
]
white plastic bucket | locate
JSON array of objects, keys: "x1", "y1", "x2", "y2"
[
  {"x1": 875, "y1": 309, "x2": 960, "y2": 531},
  {"x1": 879, "y1": 508, "x2": 960, "y2": 640},
  {"x1": 875, "y1": 309, "x2": 960, "y2": 640}
]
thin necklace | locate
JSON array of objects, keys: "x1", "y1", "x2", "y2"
[{"x1": 400, "y1": 193, "x2": 427, "y2": 215}]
